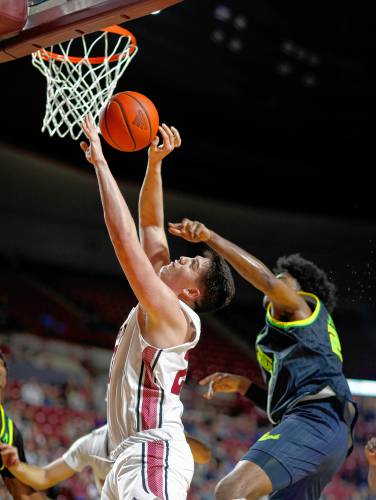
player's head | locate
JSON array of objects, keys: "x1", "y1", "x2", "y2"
[
  {"x1": 0, "y1": 352, "x2": 8, "y2": 390},
  {"x1": 160, "y1": 250, "x2": 235, "y2": 313},
  {"x1": 273, "y1": 253, "x2": 337, "y2": 312}
]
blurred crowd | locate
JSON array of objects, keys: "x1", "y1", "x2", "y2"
[{"x1": 0, "y1": 332, "x2": 375, "y2": 499}]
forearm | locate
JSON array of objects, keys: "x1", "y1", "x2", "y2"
[
  {"x1": 94, "y1": 159, "x2": 138, "y2": 244},
  {"x1": 244, "y1": 383, "x2": 268, "y2": 410},
  {"x1": 8, "y1": 463, "x2": 51, "y2": 490},
  {"x1": 139, "y1": 159, "x2": 164, "y2": 228},
  {"x1": 369, "y1": 464, "x2": 376, "y2": 493},
  {"x1": 206, "y1": 231, "x2": 274, "y2": 293}
]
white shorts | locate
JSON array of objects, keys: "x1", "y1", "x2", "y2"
[{"x1": 101, "y1": 439, "x2": 194, "y2": 500}]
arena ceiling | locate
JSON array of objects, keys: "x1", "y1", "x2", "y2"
[{"x1": 0, "y1": 0, "x2": 373, "y2": 219}]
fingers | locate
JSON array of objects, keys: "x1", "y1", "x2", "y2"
[
  {"x1": 203, "y1": 383, "x2": 214, "y2": 400},
  {"x1": 167, "y1": 219, "x2": 202, "y2": 241},
  {"x1": 199, "y1": 372, "x2": 226, "y2": 386},
  {"x1": 366, "y1": 437, "x2": 376, "y2": 450},
  {"x1": 81, "y1": 114, "x2": 96, "y2": 138},
  {"x1": 0, "y1": 445, "x2": 18, "y2": 467},
  {"x1": 167, "y1": 225, "x2": 182, "y2": 237},
  {"x1": 159, "y1": 125, "x2": 174, "y2": 153},
  {"x1": 161, "y1": 123, "x2": 175, "y2": 148},
  {"x1": 171, "y1": 126, "x2": 181, "y2": 147},
  {"x1": 157, "y1": 124, "x2": 181, "y2": 152}
]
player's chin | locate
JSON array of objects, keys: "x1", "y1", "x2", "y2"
[{"x1": 159, "y1": 266, "x2": 171, "y2": 281}]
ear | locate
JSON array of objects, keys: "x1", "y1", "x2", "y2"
[
  {"x1": 179, "y1": 287, "x2": 201, "y2": 304},
  {"x1": 293, "y1": 279, "x2": 302, "y2": 291}
]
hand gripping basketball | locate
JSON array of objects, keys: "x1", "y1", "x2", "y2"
[{"x1": 148, "y1": 124, "x2": 181, "y2": 163}]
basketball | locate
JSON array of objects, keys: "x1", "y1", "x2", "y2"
[{"x1": 99, "y1": 91, "x2": 159, "y2": 152}]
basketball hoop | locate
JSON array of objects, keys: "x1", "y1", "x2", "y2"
[{"x1": 31, "y1": 26, "x2": 138, "y2": 140}]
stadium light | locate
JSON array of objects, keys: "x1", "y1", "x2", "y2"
[{"x1": 348, "y1": 378, "x2": 376, "y2": 397}]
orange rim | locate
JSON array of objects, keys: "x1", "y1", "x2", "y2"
[{"x1": 38, "y1": 25, "x2": 137, "y2": 64}]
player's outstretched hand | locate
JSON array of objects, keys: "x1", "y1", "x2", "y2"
[
  {"x1": 148, "y1": 124, "x2": 181, "y2": 163},
  {"x1": 365, "y1": 437, "x2": 376, "y2": 466},
  {"x1": 80, "y1": 114, "x2": 105, "y2": 166},
  {"x1": 168, "y1": 218, "x2": 211, "y2": 243},
  {"x1": 198, "y1": 372, "x2": 252, "y2": 400},
  {"x1": 0, "y1": 443, "x2": 20, "y2": 468}
]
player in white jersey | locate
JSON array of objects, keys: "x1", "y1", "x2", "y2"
[
  {"x1": 79, "y1": 115, "x2": 235, "y2": 500},
  {"x1": 1, "y1": 425, "x2": 211, "y2": 495}
]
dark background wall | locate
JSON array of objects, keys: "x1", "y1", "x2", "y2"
[{"x1": 0, "y1": 0, "x2": 374, "y2": 378}]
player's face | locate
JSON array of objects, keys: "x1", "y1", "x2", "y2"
[
  {"x1": 0, "y1": 359, "x2": 7, "y2": 390},
  {"x1": 262, "y1": 272, "x2": 300, "y2": 309},
  {"x1": 160, "y1": 255, "x2": 210, "y2": 293}
]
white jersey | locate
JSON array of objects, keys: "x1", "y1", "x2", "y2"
[
  {"x1": 63, "y1": 425, "x2": 111, "y2": 493},
  {"x1": 107, "y1": 300, "x2": 201, "y2": 452}
]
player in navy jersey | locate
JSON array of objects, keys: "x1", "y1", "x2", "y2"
[
  {"x1": 0, "y1": 352, "x2": 45, "y2": 499},
  {"x1": 168, "y1": 219, "x2": 358, "y2": 500}
]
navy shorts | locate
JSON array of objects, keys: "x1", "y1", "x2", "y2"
[{"x1": 242, "y1": 398, "x2": 349, "y2": 500}]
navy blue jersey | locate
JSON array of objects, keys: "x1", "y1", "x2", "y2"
[{"x1": 255, "y1": 292, "x2": 354, "y2": 425}]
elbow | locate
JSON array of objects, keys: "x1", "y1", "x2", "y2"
[{"x1": 260, "y1": 271, "x2": 278, "y2": 296}]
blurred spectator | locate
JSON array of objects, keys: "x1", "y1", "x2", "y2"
[{"x1": 21, "y1": 378, "x2": 45, "y2": 406}]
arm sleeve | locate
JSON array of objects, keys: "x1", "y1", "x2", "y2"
[
  {"x1": 62, "y1": 434, "x2": 91, "y2": 472},
  {"x1": 244, "y1": 384, "x2": 268, "y2": 411},
  {"x1": 1, "y1": 424, "x2": 27, "y2": 478}
]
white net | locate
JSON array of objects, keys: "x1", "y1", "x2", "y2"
[{"x1": 31, "y1": 27, "x2": 138, "y2": 140}]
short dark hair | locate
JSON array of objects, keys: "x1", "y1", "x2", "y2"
[
  {"x1": 195, "y1": 251, "x2": 235, "y2": 314},
  {"x1": 274, "y1": 253, "x2": 337, "y2": 313},
  {"x1": 0, "y1": 351, "x2": 8, "y2": 372}
]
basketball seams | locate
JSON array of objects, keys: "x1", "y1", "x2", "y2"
[
  {"x1": 112, "y1": 98, "x2": 137, "y2": 151},
  {"x1": 124, "y1": 91, "x2": 153, "y2": 145},
  {"x1": 103, "y1": 105, "x2": 122, "y2": 151}
]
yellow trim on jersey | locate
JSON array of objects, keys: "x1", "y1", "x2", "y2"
[
  {"x1": 266, "y1": 292, "x2": 321, "y2": 329},
  {"x1": 256, "y1": 346, "x2": 273, "y2": 373},
  {"x1": 0, "y1": 404, "x2": 5, "y2": 439},
  {"x1": 8, "y1": 418, "x2": 13, "y2": 446}
]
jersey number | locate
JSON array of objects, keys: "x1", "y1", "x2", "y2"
[
  {"x1": 171, "y1": 352, "x2": 190, "y2": 395},
  {"x1": 327, "y1": 315, "x2": 343, "y2": 362}
]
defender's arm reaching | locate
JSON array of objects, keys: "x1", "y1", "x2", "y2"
[{"x1": 168, "y1": 219, "x2": 311, "y2": 320}]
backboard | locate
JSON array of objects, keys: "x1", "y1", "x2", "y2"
[{"x1": 0, "y1": 0, "x2": 183, "y2": 63}]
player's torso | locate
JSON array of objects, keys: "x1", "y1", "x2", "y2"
[
  {"x1": 107, "y1": 301, "x2": 200, "y2": 450},
  {"x1": 255, "y1": 292, "x2": 352, "y2": 422}
]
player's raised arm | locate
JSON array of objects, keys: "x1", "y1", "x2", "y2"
[
  {"x1": 168, "y1": 219, "x2": 310, "y2": 316},
  {"x1": 138, "y1": 124, "x2": 181, "y2": 273},
  {"x1": 1, "y1": 444, "x2": 74, "y2": 491},
  {"x1": 80, "y1": 115, "x2": 187, "y2": 347}
]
